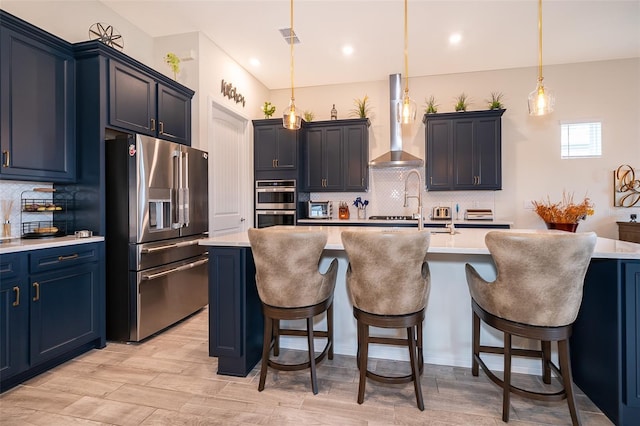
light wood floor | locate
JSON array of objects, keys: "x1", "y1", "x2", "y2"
[{"x1": 0, "y1": 307, "x2": 612, "y2": 425}]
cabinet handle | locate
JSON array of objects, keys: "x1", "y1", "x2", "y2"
[
  {"x1": 159, "y1": 121, "x2": 164, "y2": 134},
  {"x1": 362, "y1": 178, "x2": 364, "y2": 187},
  {"x1": 12, "y1": 286, "x2": 19, "y2": 306},
  {"x1": 2, "y1": 150, "x2": 9, "y2": 167},
  {"x1": 32, "y1": 282, "x2": 40, "y2": 302},
  {"x1": 58, "y1": 253, "x2": 79, "y2": 261},
  {"x1": 275, "y1": 159, "x2": 279, "y2": 168},
  {"x1": 272, "y1": 159, "x2": 276, "y2": 168},
  {"x1": 151, "y1": 118, "x2": 156, "y2": 131}
]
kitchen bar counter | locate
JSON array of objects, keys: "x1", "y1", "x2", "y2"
[
  {"x1": 297, "y1": 217, "x2": 514, "y2": 228},
  {"x1": 202, "y1": 227, "x2": 639, "y2": 424},
  {"x1": 0, "y1": 235, "x2": 105, "y2": 254},
  {"x1": 200, "y1": 226, "x2": 640, "y2": 259}
]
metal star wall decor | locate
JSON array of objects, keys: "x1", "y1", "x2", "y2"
[{"x1": 88, "y1": 23, "x2": 124, "y2": 51}]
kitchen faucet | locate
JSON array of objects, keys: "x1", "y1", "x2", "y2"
[{"x1": 403, "y1": 169, "x2": 423, "y2": 230}]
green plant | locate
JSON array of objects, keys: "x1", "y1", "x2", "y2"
[
  {"x1": 350, "y1": 95, "x2": 371, "y2": 118},
  {"x1": 454, "y1": 93, "x2": 469, "y2": 112},
  {"x1": 424, "y1": 95, "x2": 438, "y2": 114},
  {"x1": 261, "y1": 101, "x2": 276, "y2": 118},
  {"x1": 487, "y1": 92, "x2": 504, "y2": 110},
  {"x1": 165, "y1": 52, "x2": 180, "y2": 79},
  {"x1": 303, "y1": 110, "x2": 315, "y2": 122}
]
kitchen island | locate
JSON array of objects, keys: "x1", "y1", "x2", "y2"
[{"x1": 201, "y1": 226, "x2": 640, "y2": 425}]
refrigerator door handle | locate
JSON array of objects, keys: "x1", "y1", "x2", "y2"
[
  {"x1": 171, "y1": 150, "x2": 182, "y2": 229},
  {"x1": 182, "y1": 150, "x2": 190, "y2": 227}
]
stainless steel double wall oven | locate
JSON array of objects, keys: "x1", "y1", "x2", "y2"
[{"x1": 255, "y1": 179, "x2": 296, "y2": 228}]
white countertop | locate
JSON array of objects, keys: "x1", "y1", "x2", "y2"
[
  {"x1": 200, "y1": 226, "x2": 640, "y2": 260},
  {"x1": 0, "y1": 235, "x2": 105, "y2": 254},
  {"x1": 298, "y1": 218, "x2": 514, "y2": 227}
]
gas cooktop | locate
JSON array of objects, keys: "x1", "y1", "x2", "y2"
[{"x1": 369, "y1": 215, "x2": 416, "y2": 220}]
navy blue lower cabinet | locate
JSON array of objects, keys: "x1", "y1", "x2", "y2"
[
  {"x1": 0, "y1": 242, "x2": 105, "y2": 392},
  {"x1": 208, "y1": 247, "x2": 263, "y2": 377},
  {"x1": 0, "y1": 253, "x2": 29, "y2": 384},
  {"x1": 571, "y1": 259, "x2": 640, "y2": 425}
]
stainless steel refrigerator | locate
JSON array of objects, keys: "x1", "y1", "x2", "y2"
[{"x1": 105, "y1": 134, "x2": 209, "y2": 341}]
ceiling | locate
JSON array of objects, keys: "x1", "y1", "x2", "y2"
[{"x1": 100, "y1": 0, "x2": 640, "y2": 90}]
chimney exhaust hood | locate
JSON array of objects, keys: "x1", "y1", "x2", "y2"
[{"x1": 369, "y1": 74, "x2": 423, "y2": 168}]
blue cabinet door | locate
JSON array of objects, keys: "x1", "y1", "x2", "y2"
[
  {"x1": 0, "y1": 253, "x2": 29, "y2": 384},
  {"x1": 109, "y1": 60, "x2": 156, "y2": 135},
  {"x1": 624, "y1": 261, "x2": 640, "y2": 423},
  {"x1": 0, "y1": 24, "x2": 76, "y2": 182},
  {"x1": 29, "y1": 261, "x2": 101, "y2": 366}
]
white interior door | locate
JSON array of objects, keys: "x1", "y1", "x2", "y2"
[{"x1": 208, "y1": 100, "x2": 249, "y2": 236}]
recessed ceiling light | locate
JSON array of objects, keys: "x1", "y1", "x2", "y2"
[
  {"x1": 249, "y1": 58, "x2": 261, "y2": 67},
  {"x1": 342, "y1": 45, "x2": 354, "y2": 56},
  {"x1": 449, "y1": 33, "x2": 462, "y2": 45}
]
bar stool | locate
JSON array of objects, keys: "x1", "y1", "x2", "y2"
[
  {"x1": 341, "y1": 230, "x2": 431, "y2": 410},
  {"x1": 465, "y1": 230, "x2": 597, "y2": 425},
  {"x1": 248, "y1": 228, "x2": 338, "y2": 394}
]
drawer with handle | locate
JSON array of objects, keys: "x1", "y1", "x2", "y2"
[{"x1": 29, "y1": 243, "x2": 100, "y2": 274}]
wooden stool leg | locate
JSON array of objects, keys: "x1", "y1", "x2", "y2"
[
  {"x1": 472, "y1": 310, "x2": 481, "y2": 377},
  {"x1": 542, "y1": 340, "x2": 552, "y2": 384},
  {"x1": 258, "y1": 315, "x2": 273, "y2": 392},
  {"x1": 407, "y1": 326, "x2": 425, "y2": 411},
  {"x1": 273, "y1": 319, "x2": 280, "y2": 356},
  {"x1": 307, "y1": 316, "x2": 318, "y2": 395},
  {"x1": 417, "y1": 321, "x2": 424, "y2": 374},
  {"x1": 328, "y1": 302, "x2": 334, "y2": 360},
  {"x1": 357, "y1": 322, "x2": 369, "y2": 404},
  {"x1": 502, "y1": 332, "x2": 512, "y2": 422},
  {"x1": 559, "y1": 339, "x2": 581, "y2": 426}
]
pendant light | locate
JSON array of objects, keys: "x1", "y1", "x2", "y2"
[
  {"x1": 397, "y1": 0, "x2": 416, "y2": 124},
  {"x1": 528, "y1": 0, "x2": 555, "y2": 116},
  {"x1": 283, "y1": 0, "x2": 301, "y2": 130}
]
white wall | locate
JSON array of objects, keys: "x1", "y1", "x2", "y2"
[{"x1": 269, "y1": 58, "x2": 640, "y2": 238}]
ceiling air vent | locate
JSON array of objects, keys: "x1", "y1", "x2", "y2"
[{"x1": 278, "y1": 28, "x2": 300, "y2": 45}]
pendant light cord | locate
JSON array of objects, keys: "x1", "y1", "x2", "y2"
[
  {"x1": 290, "y1": 0, "x2": 295, "y2": 100},
  {"x1": 537, "y1": 0, "x2": 543, "y2": 84},
  {"x1": 403, "y1": 0, "x2": 409, "y2": 95}
]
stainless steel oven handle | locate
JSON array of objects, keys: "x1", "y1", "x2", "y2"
[
  {"x1": 256, "y1": 187, "x2": 296, "y2": 193},
  {"x1": 141, "y1": 258, "x2": 209, "y2": 280}
]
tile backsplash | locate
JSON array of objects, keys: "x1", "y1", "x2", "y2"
[
  {"x1": 1, "y1": 181, "x2": 53, "y2": 237},
  {"x1": 309, "y1": 168, "x2": 496, "y2": 220}
]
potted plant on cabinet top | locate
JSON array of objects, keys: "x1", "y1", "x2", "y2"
[
  {"x1": 487, "y1": 92, "x2": 504, "y2": 110},
  {"x1": 303, "y1": 111, "x2": 315, "y2": 122},
  {"x1": 261, "y1": 101, "x2": 276, "y2": 119},
  {"x1": 454, "y1": 93, "x2": 470, "y2": 112},
  {"x1": 165, "y1": 52, "x2": 181, "y2": 80},
  {"x1": 532, "y1": 192, "x2": 595, "y2": 232},
  {"x1": 350, "y1": 95, "x2": 371, "y2": 119},
  {"x1": 424, "y1": 95, "x2": 438, "y2": 114}
]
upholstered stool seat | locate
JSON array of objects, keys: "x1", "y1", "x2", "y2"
[
  {"x1": 465, "y1": 231, "x2": 597, "y2": 425},
  {"x1": 341, "y1": 230, "x2": 431, "y2": 410},
  {"x1": 248, "y1": 228, "x2": 338, "y2": 394}
]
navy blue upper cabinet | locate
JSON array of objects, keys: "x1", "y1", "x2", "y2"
[
  {"x1": 253, "y1": 119, "x2": 299, "y2": 175},
  {"x1": 303, "y1": 118, "x2": 369, "y2": 192},
  {"x1": 0, "y1": 11, "x2": 76, "y2": 182},
  {"x1": 109, "y1": 60, "x2": 192, "y2": 145},
  {"x1": 424, "y1": 109, "x2": 504, "y2": 191}
]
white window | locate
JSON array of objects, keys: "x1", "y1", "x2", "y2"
[{"x1": 561, "y1": 122, "x2": 602, "y2": 158}]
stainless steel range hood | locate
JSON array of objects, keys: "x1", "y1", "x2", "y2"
[{"x1": 369, "y1": 74, "x2": 423, "y2": 168}]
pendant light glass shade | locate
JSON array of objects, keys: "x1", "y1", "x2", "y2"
[
  {"x1": 283, "y1": 0, "x2": 301, "y2": 130},
  {"x1": 528, "y1": 0, "x2": 555, "y2": 116},
  {"x1": 397, "y1": 91, "x2": 417, "y2": 124},
  {"x1": 283, "y1": 98, "x2": 302, "y2": 129},
  {"x1": 397, "y1": 0, "x2": 416, "y2": 124}
]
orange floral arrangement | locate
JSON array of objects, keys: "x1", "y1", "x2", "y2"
[{"x1": 532, "y1": 192, "x2": 595, "y2": 224}]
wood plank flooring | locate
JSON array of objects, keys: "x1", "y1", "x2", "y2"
[{"x1": 0, "y1": 307, "x2": 612, "y2": 425}]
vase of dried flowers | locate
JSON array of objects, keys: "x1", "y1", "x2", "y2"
[{"x1": 532, "y1": 192, "x2": 595, "y2": 232}]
